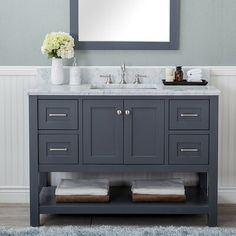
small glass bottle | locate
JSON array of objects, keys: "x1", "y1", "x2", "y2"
[{"x1": 175, "y1": 66, "x2": 184, "y2": 82}]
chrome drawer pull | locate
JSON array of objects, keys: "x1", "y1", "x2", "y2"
[
  {"x1": 180, "y1": 113, "x2": 199, "y2": 117},
  {"x1": 49, "y1": 148, "x2": 68, "y2": 152},
  {"x1": 180, "y1": 148, "x2": 199, "y2": 152},
  {"x1": 49, "y1": 113, "x2": 67, "y2": 117}
]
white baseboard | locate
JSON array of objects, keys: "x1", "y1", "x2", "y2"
[
  {"x1": 0, "y1": 187, "x2": 29, "y2": 203},
  {"x1": 218, "y1": 187, "x2": 236, "y2": 204},
  {"x1": 0, "y1": 186, "x2": 235, "y2": 204}
]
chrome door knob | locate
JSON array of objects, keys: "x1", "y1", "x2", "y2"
[
  {"x1": 116, "y1": 110, "x2": 123, "y2": 116},
  {"x1": 125, "y1": 110, "x2": 131, "y2": 115}
]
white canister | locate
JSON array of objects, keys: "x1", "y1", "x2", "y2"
[
  {"x1": 165, "y1": 68, "x2": 174, "y2": 77},
  {"x1": 165, "y1": 75, "x2": 175, "y2": 82},
  {"x1": 69, "y1": 66, "x2": 81, "y2": 85},
  {"x1": 165, "y1": 68, "x2": 175, "y2": 82},
  {"x1": 51, "y1": 58, "x2": 64, "y2": 85}
]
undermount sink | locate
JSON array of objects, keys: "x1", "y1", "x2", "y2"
[{"x1": 90, "y1": 84, "x2": 159, "y2": 90}]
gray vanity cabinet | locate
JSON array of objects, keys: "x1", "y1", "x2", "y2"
[
  {"x1": 29, "y1": 95, "x2": 219, "y2": 227},
  {"x1": 83, "y1": 100, "x2": 123, "y2": 164},
  {"x1": 124, "y1": 100, "x2": 165, "y2": 164}
]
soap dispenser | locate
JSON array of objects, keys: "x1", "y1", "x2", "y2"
[{"x1": 69, "y1": 58, "x2": 81, "y2": 85}]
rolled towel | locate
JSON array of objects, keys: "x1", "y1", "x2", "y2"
[
  {"x1": 55, "y1": 179, "x2": 109, "y2": 196},
  {"x1": 187, "y1": 70, "x2": 202, "y2": 77},
  {"x1": 131, "y1": 179, "x2": 185, "y2": 196},
  {"x1": 187, "y1": 69, "x2": 203, "y2": 77},
  {"x1": 188, "y1": 74, "x2": 203, "y2": 79},
  {"x1": 187, "y1": 75, "x2": 203, "y2": 79},
  {"x1": 187, "y1": 68, "x2": 202, "y2": 74},
  {"x1": 187, "y1": 77, "x2": 202, "y2": 82},
  {"x1": 187, "y1": 74, "x2": 203, "y2": 81}
]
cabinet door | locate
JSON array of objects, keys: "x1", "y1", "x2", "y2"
[
  {"x1": 83, "y1": 100, "x2": 123, "y2": 164},
  {"x1": 124, "y1": 100, "x2": 165, "y2": 164}
]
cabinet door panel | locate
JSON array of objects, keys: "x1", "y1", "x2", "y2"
[
  {"x1": 124, "y1": 100, "x2": 165, "y2": 164},
  {"x1": 83, "y1": 100, "x2": 123, "y2": 164}
]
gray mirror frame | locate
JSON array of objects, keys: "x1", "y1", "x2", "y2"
[{"x1": 70, "y1": 0, "x2": 180, "y2": 50}]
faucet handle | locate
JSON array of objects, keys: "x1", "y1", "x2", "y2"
[
  {"x1": 134, "y1": 74, "x2": 147, "y2": 84},
  {"x1": 121, "y1": 63, "x2": 126, "y2": 72},
  {"x1": 100, "y1": 74, "x2": 112, "y2": 84}
]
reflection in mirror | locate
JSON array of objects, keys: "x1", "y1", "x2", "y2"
[{"x1": 79, "y1": 0, "x2": 170, "y2": 42}]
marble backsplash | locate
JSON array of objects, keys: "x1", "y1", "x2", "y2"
[{"x1": 37, "y1": 66, "x2": 210, "y2": 85}]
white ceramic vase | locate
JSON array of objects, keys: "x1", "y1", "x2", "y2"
[{"x1": 51, "y1": 58, "x2": 64, "y2": 85}]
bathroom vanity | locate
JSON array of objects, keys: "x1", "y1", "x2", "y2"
[{"x1": 29, "y1": 84, "x2": 220, "y2": 227}]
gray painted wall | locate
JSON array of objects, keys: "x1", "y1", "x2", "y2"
[{"x1": 0, "y1": 0, "x2": 236, "y2": 66}]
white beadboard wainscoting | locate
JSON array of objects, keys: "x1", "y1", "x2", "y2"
[{"x1": 0, "y1": 66, "x2": 235, "y2": 204}]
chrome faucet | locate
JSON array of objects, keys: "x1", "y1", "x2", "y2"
[{"x1": 120, "y1": 63, "x2": 127, "y2": 84}]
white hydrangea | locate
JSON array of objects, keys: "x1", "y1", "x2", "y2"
[{"x1": 41, "y1": 32, "x2": 75, "y2": 59}]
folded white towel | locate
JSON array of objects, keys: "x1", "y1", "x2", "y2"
[
  {"x1": 55, "y1": 179, "x2": 109, "y2": 196},
  {"x1": 131, "y1": 179, "x2": 185, "y2": 195},
  {"x1": 188, "y1": 75, "x2": 202, "y2": 79},
  {"x1": 188, "y1": 73, "x2": 203, "y2": 78},
  {"x1": 187, "y1": 69, "x2": 202, "y2": 77},
  {"x1": 189, "y1": 69, "x2": 202, "y2": 73},
  {"x1": 187, "y1": 77, "x2": 202, "y2": 82}
]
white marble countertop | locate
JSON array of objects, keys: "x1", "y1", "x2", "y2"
[{"x1": 28, "y1": 84, "x2": 220, "y2": 96}]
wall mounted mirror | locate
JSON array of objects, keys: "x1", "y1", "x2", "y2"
[{"x1": 70, "y1": 0, "x2": 180, "y2": 50}]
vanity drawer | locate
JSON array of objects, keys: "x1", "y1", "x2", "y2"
[
  {"x1": 38, "y1": 100, "x2": 78, "y2": 130},
  {"x1": 169, "y1": 135, "x2": 209, "y2": 165},
  {"x1": 39, "y1": 134, "x2": 78, "y2": 164},
  {"x1": 169, "y1": 100, "x2": 209, "y2": 130}
]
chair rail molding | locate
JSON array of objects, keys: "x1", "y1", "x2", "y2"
[{"x1": 0, "y1": 66, "x2": 236, "y2": 203}]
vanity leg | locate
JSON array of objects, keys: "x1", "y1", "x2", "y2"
[
  {"x1": 207, "y1": 212, "x2": 217, "y2": 227},
  {"x1": 207, "y1": 169, "x2": 218, "y2": 227},
  {"x1": 30, "y1": 158, "x2": 40, "y2": 226},
  {"x1": 29, "y1": 96, "x2": 40, "y2": 227},
  {"x1": 207, "y1": 97, "x2": 218, "y2": 227}
]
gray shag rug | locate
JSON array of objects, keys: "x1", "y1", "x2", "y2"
[{"x1": 0, "y1": 226, "x2": 236, "y2": 236}]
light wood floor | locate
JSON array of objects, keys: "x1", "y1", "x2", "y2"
[{"x1": 0, "y1": 204, "x2": 236, "y2": 227}]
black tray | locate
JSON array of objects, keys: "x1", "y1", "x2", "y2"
[{"x1": 162, "y1": 79, "x2": 208, "y2": 86}]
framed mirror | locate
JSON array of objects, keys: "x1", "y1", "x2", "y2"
[{"x1": 70, "y1": 0, "x2": 180, "y2": 50}]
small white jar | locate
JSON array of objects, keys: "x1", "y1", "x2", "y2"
[
  {"x1": 69, "y1": 66, "x2": 81, "y2": 85},
  {"x1": 165, "y1": 68, "x2": 175, "y2": 82}
]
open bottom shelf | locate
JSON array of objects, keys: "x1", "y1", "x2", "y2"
[{"x1": 40, "y1": 186, "x2": 208, "y2": 215}]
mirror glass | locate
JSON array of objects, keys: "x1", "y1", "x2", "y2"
[{"x1": 79, "y1": 0, "x2": 170, "y2": 42}]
